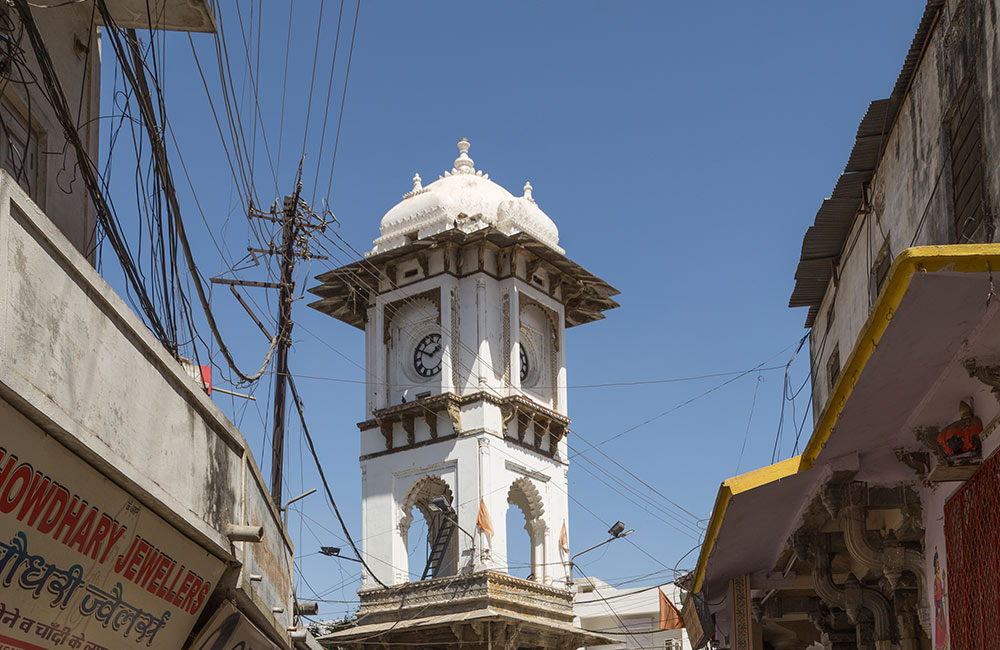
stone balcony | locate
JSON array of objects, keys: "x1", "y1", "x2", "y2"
[{"x1": 320, "y1": 571, "x2": 612, "y2": 650}]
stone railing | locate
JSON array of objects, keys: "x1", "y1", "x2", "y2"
[{"x1": 357, "y1": 571, "x2": 575, "y2": 624}]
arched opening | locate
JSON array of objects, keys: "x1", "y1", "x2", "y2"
[
  {"x1": 506, "y1": 477, "x2": 546, "y2": 582},
  {"x1": 399, "y1": 476, "x2": 458, "y2": 580}
]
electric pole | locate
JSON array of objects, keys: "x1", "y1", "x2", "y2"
[
  {"x1": 269, "y1": 187, "x2": 301, "y2": 508},
  {"x1": 211, "y1": 176, "x2": 329, "y2": 509}
]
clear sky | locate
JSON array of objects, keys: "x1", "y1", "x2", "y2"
[{"x1": 98, "y1": 0, "x2": 926, "y2": 621}]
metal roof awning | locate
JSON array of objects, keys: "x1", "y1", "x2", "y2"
[{"x1": 789, "y1": 0, "x2": 946, "y2": 327}]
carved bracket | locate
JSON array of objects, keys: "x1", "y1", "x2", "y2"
[
  {"x1": 965, "y1": 358, "x2": 1000, "y2": 401},
  {"x1": 893, "y1": 448, "x2": 931, "y2": 487}
]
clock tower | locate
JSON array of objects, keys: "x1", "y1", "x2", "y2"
[{"x1": 310, "y1": 140, "x2": 618, "y2": 650}]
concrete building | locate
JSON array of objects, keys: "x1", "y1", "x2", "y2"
[
  {"x1": 310, "y1": 140, "x2": 619, "y2": 650},
  {"x1": 573, "y1": 577, "x2": 689, "y2": 650},
  {"x1": 685, "y1": 1, "x2": 1000, "y2": 649},
  {"x1": 0, "y1": 3, "x2": 318, "y2": 649}
]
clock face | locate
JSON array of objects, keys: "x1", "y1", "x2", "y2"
[
  {"x1": 413, "y1": 333, "x2": 443, "y2": 378},
  {"x1": 519, "y1": 343, "x2": 530, "y2": 383}
]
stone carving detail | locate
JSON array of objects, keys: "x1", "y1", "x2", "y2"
[
  {"x1": 451, "y1": 286, "x2": 461, "y2": 389},
  {"x1": 502, "y1": 292, "x2": 511, "y2": 387},
  {"x1": 399, "y1": 475, "x2": 454, "y2": 535},
  {"x1": 964, "y1": 358, "x2": 1000, "y2": 401},
  {"x1": 402, "y1": 173, "x2": 428, "y2": 200},
  {"x1": 810, "y1": 535, "x2": 893, "y2": 650}
]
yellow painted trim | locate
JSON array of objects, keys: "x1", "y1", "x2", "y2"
[
  {"x1": 690, "y1": 456, "x2": 803, "y2": 594},
  {"x1": 801, "y1": 244, "x2": 1000, "y2": 469},
  {"x1": 690, "y1": 244, "x2": 1000, "y2": 596}
]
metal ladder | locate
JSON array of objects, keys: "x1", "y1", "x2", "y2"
[{"x1": 421, "y1": 515, "x2": 455, "y2": 580}]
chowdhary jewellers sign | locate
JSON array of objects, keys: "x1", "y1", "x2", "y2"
[{"x1": 0, "y1": 400, "x2": 226, "y2": 650}]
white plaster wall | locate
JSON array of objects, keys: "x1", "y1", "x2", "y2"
[
  {"x1": 2, "y1": 6, "x2": 101, "y2": 260},
  {"x1": 366, "y1": 255, "x2": 567, "y2": 413},
  {"x1": 0, "y1": 174, "x2": 299, "y2": 640},
  {"x1": 808, "y1": 0, "x2": 1000, "y2": 419},
  {"x1": 360, "y1": 424, "x2": 570, "y2": 588}
]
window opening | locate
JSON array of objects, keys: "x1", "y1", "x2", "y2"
[{"x1": 827, "y1": 345, "x2": 841, "y2": 392}]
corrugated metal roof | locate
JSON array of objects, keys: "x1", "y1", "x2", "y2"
[{"x1": 789, "y1": 0, "x2": 945, "y2": 327}]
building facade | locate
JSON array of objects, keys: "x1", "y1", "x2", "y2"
[
  {"x1": 573, "y1": 577, "x2": 689, "y2": 650},
  {"x1": 0, "y1": 3, "x2": 317, "y2": 649},
  {"x1": 310, "y1": 140, "x2": 619, "y2": 650},
  {"x1": 686, "y1": 1, "x2": 1000, "y2": 649}
]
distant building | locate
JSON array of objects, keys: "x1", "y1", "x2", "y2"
[
  {"x1": 573, "y1": 577, "x2": 689, "y2": 650},
  {"x1": 685, "y1": 1, "x2": 1000, "y2": 649},
  {"x1": 0, "y1": 3, "x2": 316, "y2": 649},
  {"x1": 310, "y1": 140, "x2": 619, "y2": 650}
]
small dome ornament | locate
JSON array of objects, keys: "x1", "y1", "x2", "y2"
[
  {"x1": 523, "y1": 181, "x2": 534, "y2": 203},
  {"x1": 454, "y1": 138, "x2": 475, "y2": 175},
  {"x1": 402, "y1": 172, "x2": 427, "y2": 200}
]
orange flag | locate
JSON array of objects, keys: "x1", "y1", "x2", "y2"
[
  {"x1": 476, "y1": 498, "x2": 494, "y2": 536},
  {"x1": 559, "y1": 521, "x2": 570, "y2": 553},
  {"x1": 658, "y1": 588, "x2": 683, "y2": 630}
]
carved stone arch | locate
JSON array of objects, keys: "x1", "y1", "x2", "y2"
[
  {"x1": 399, "y1": 475, "x2": 454, "y2": 535},
  {"x1": 507, "y1": 476, "x2": 545, "y2": 524},
  {"x1": 507, "y1": 477, "x2": 547, "y2": 581}
]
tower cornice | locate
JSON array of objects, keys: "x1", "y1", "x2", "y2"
[{"x1": 309, "y1": 227, "x2": 619, "y2": 330}]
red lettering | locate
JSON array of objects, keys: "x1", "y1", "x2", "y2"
[
  {"x1": 181, "y1": 574, "x2": 203, "y2": 613},
  {"x1": 84, "y1": 514, "x2": 111, "y2": 560},
  {"x1": 53, "y1": 496, "x2": 87, "y2": 544},
  {"x1": 190, "y1": 581, "x2": 211, "y2": 614},
  {"x1": 164, "y1": 563, "x2": 186, "y2": 602},
  {"x1": 157, "y1": 558, "x2": 179, "y2": 599},
  {"x1": 148, "y1": 555, "x2": 172, "y2": 594},
  {"x1": 36, "y1": 485, "x2": 68, "y2": 534},
  {"x1": 67, "y1": 507, "x2": 97, "y2": 553},
  {"x1": 114, "y1": 535, "x2": 139, "y2": 574},
  {"x1": 100, "y1": 521, "x2": 127, "y2": 564},
  {"x1": 125, "y1": 539, "x2": 149, "y2": 580},
  {"x1": 17, "y1": 473, "x2": 54, "y2": 526},
  {"x1": 0, "y1": 449, "x2": 17, "y2": 492},
  {"x1": 173, "y1": 571, "x2": 195, "y2": 607},
  {"x1": 136, "y1": 547, "x2": 162, "y2": 588},
  {"x1": 0, "y1": 464, "x2": 32, "y2": 514}
]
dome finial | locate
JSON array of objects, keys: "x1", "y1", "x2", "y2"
[
  {"x1": 454, "y1": 138, "x2": 475, "y2": 174},
  {"x1": 412, "y1": 173, "x2": 422, "y2": 192},
  {"x1": 523, "y1": 181, "x2": 534, "y2": 203}
]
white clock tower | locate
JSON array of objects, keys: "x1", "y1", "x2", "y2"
[{"x1": 310, "y1": 140, "x2": 618, "y2": 650}]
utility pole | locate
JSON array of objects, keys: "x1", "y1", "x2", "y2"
[
  {"x1": 211, "y1": 176, "x2": 329, "y2": 509},
  {"x1": 269, "y1": 187, "x2": 300, "y2": 508}
]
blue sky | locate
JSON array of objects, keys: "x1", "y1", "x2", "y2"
[{"x1": 98, "y1": 0, "x2": 925, "y2": 619}]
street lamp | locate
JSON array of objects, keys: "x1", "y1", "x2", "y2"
[
  {"x1": 319, "y1": 546, "x2": 363, "y2": 563},
  {"x1": 281, "y1": 488, "x2": 316, "y2": 528},
  {"x1": 567, "y1": 521, "x2": 634, "y2": 587}
]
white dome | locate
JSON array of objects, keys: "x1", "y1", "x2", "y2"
[{"x1": 370, "y1": 140, "x2": 562, "y2": 255}]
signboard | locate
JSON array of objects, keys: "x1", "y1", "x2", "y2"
[
  {"x1": 189, "y1": 601, "x2": 281, "y2": 650},
  {"x1": 0, "y1": 399, "x2": 226, "y2": 650},
  {"x1": 681, "y1": 592, "x2": 713, "y2": 650}
]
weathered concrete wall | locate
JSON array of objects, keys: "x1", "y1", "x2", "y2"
[
  {"x1": 0, "y1": 172, "x2": 301, "y2": 646},
  {"x1": 809, "y1": 0, "x2": 1000, "y2": 416},
  {"x1": 2, "y1": 5, "x2": 101, "y2": 259}
]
